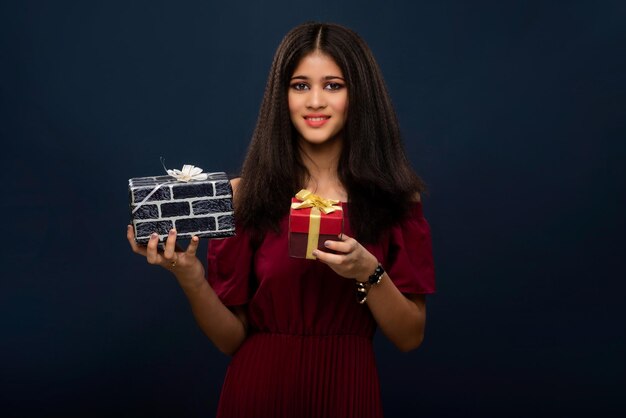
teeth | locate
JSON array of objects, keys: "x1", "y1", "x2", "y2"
[{"x1": 306, "y1": 117, "x2": 328, "y2": 121}]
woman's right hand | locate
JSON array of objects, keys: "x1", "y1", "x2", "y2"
[{"x1": 126, "y1": 225, "x2": 206, "y2": 288}]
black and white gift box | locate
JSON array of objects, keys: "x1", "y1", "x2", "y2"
[{"x1": 128, "y1": 168, "x2": 235, "y2": 244}]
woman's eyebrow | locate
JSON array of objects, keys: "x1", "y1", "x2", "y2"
[{"x1": 290, "y1": 75, "x2": 345, "y2": 81}]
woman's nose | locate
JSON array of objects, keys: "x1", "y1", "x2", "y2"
[{"x1": 306, "y1": 87, "x2": 326, "y2": 109}]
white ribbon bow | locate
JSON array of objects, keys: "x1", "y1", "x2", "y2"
[{"x1": 166, "y1": 165, "x2": 209, "y2": 182}]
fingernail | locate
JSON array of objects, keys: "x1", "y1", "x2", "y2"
[
  {"x1": 312, "y1": 250, "x2": 319, "y2": 257},
  {"x1": 169, "y1": 229, "x2": 176, "y2": 235},
  {"x1": 324, "y1": 241, "x2": 331, "y2": 247},
  {"x1": 127, "y1": 225, "x2": 132, "y2": 230},
  {"x1": 151, "y1": 233, "x2": 158, "y2": 239}
]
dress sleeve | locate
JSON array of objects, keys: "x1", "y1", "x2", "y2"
[
  {"x1": 206, "y1": 224, "x2": 254, "y2": 306},
  {"x1": 386, "y1": 203, "x2": 436, "y2": 295}
]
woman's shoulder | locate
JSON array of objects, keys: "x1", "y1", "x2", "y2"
[
  {"x1": 230, "y1": 177, "x2": 241, "y2": 198},
  {"x1": 408, "y1": 193, "x2": 424, "y2": 217}
]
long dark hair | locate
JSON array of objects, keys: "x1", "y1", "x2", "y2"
[{"x1": 236, "y1": 22, "x2": 426, "y2": 243}]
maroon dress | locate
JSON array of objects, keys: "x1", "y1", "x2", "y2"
[{"x1": 206, "y1": 202, "x2": 435, "y2": 418}]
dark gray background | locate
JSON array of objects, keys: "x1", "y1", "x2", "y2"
[{"x1": 1, "y1": 1, "x2": 624, "y2": 417}]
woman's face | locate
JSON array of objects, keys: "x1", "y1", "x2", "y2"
[{"x1": 288, "y1": 52, "x2": 348, "y2": 147}]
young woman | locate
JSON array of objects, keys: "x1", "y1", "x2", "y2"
[{"x1": 127, "y1": 21, "x2": 435, "y2": 418}]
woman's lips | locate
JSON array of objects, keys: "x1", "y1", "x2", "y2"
[{"x1": 304, "y1": 115, "x2": 330, "y2": 128}]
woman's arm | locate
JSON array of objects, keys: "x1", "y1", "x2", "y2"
[
  {"x1": 359, "y1": 269, "x2": 426, "y2": 352},
  {"x1": 313, "y1": 235, "x2": 426, "y2": 352},
  {"x1": 171, "y1": 260, "x2": 248, "y2": 356},
  {"x1": 126, "y1": 179, "x2": 248, "y2": 356},
  {"x1": 126, "y1": 227, "x2": 247, "y2": 355}
]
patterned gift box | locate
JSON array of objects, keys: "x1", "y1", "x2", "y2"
[
  {"x1": 288, "y1": 190, "x2": 343, "y2": 259},
  {"x1": 128, "y1": 168, "x2": 235, "y2": 244}
]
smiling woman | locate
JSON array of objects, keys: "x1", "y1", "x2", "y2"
[
  {"x1": 128, "y1": 21, "x2": 435, "y2": 418},
  {"x1": 288, "y1": 52, "x2": 349, "y2": 148}
]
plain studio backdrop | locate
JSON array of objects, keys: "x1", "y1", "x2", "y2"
[{"x1": 1, "y1": 1, "x2": 624, "y2": 417}]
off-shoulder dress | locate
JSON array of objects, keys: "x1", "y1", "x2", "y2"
[{"x1": 207, "y1": 202, "x2": 435, "y2": 418}]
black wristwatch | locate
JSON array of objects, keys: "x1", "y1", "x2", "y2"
[{"x1": 367, "y1": 263, "x2": 385, "y2": 286}]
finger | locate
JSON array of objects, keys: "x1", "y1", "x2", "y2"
[
  {"x1": 146, "y1": 233, "x2": 162, "y2": 264},
  {"x1": 127, "y1": 225, "x2": 147, "y2": 256},
  {"x1": 186, "y1": 235, "x2": 200, "y2": 257},
  {"x1": 323, "y1": 239, "x2": 354, "y2": 254},
  {"x1": 313, "y1": 249, "x2": 346, "y2": 266},
  {"x1": 163, "y1": 229, "x2": 177, "y2": 260},
  {"x1": 338, "y1": 233, "x2": 351, "y2": 241}
]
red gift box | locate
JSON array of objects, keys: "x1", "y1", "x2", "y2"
[{"x1": 288, "y1": 191, "x2": 344, "y2": 259}]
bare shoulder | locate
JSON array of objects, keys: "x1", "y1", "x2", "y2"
[
  {"x1": 230, "y1": 177, "x2": 241, "y2": 205},
  {"x1": 230, "y1": 177, "x2": 241, "y2": 198},
  {"x1": 411, "y1": 192, "x2": 422, "y2": 202}
]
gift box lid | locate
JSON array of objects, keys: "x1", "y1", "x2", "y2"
[
  {"x1": 289, "y1": 198, "x2": 343, "y2": 235},
  {"x1": 128, "y1": 172, "x2": 231, "y2": 205}
]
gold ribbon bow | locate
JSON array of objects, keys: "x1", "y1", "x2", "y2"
[
  {"x1": 290, "y1": 189, "x2": 342, "y2": 214},
  {"x1": 291, "y1": 189, "x2": 343, "y2": 259}
]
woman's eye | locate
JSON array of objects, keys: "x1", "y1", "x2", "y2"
[
  {"x1": 291, "y1": 83, "x2": 309, "y2": 91},
  {"x1": 325, "y1": 82, "x2": 344, "y2": 91}
]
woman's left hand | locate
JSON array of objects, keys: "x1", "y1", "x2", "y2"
[{"x1": 313, "y1": 234, "x2": 379, "y2": 282}]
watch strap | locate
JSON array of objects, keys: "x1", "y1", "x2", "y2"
[{"x1": 367, "y1": 263, "x2": 385, "y2": 286}]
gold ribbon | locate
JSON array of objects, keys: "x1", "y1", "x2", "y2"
[
  {"x1": 290, "y1": 189, "x2": 342, "y2": 214},
  {"x1": 291, "y1": 189, "x2": 343, "y2": 259},
  {"x1": 306, "y1": 207, "x2": 322, "y2": 259}
]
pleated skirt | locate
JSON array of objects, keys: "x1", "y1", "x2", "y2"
[{"x1": 216, "y1": 333, "x2": 383, "y2": 418}]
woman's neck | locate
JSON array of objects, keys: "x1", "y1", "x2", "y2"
[{"x1": 298, "y1": 136, "x2": 347, "y2": 201}]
